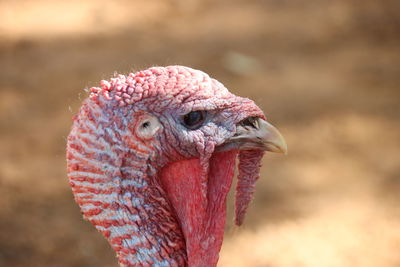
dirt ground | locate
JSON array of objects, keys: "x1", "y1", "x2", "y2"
[{"x1": 0, "y1": 0, "x2": 399, "y2": 266}]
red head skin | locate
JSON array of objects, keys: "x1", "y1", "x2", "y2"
[{"x1": 66, "y1": 66, "x2": 266, "y2": 266}]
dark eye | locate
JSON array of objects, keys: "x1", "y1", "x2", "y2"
[{"x1": 182, "y1": 111, "x2": 206, "y2": 130}]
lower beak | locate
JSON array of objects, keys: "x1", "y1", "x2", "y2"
[{"x1": 217, "y1": 117, "x2": 288, "y2": 154}]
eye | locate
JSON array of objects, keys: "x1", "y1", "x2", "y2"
[{"x1": 182, "y1": 110, "x2": 206, "y2": 130}]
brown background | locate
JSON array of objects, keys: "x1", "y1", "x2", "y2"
[{"x1": 1, "y1": 0, "x2": 399, "y2": 266}]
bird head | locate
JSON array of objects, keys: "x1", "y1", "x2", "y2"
[{"x1": 67, "y1": 66, "x2": 286, "y2": 266}]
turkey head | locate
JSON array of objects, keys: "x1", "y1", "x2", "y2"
[{"x1": 66, "y1": 66, "x2": 287, "y2": 267}]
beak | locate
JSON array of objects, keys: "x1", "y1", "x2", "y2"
[{"x1": 217, "y1": 117, "x2": 288, "y2": 154}]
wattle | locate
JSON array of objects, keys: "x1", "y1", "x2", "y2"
[{"x1": 160, "y1": 150, "x2": 238, "y2": 267}]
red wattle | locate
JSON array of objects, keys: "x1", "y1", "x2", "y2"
[{"x1": 160, "y1": 150, "x2": 238, "y2": 267}]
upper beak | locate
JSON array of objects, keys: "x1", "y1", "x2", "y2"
[{"x1": 217, "y1": 117, "x2": 288, "y2": 154}]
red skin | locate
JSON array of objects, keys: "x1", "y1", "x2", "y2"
[
  {"x1": 67, "y1": 66, "x2": 265, "y2": 266},
  {"x1": 161, "y1": 151, "x2": 237, "y2": 267}
]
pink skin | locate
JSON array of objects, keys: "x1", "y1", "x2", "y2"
[{"x1": 67, "y1": 66, "x2": 266, "y2": 266}]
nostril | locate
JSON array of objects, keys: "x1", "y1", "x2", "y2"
[{"x1": 240, "y1": 117, "x2": 259, "y2": 129}]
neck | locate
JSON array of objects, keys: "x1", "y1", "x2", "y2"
[{"x1": 67, "y1": 102, "x2": 187, "y2": 266}]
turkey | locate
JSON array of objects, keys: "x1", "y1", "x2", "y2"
[{"x1": 66, "y1": 66, "x2": 287, "y2": 267}]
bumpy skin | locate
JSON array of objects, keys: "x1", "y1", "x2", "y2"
[{"x1": 66, "y1": 66, "x2": 265, "y2": 266}]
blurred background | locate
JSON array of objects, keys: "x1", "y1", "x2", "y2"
[{"x1": 1, "y1": 0, "x2": 399, "y2": 266}]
